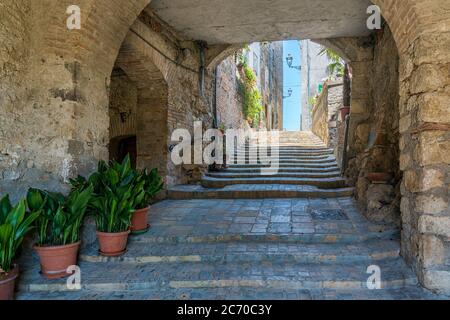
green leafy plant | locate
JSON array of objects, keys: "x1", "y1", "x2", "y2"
[
  {"x1": 238, "y1": 62, "x2": 263, "y2": 126},
  {"x1": 135, "y1": 168, "x2": 163, "y2": 210},
  {"x1": 26, "y1": 185, "x2": 93, "y2": 247},
  {"x1": 308, "y1": 96, "x2": 318, "y2": 107},
  {"x1": 80, "y1": 155, "x2": 145, "y2": 233},
  {"x1": 0, "y1": 195, "x2": 39, "y2": 273},
  {"x1": 318, "y1": 46, "x2": 345, "y2": 77}
]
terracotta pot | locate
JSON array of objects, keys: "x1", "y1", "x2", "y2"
[
  {"x1": 340, "y1": 106, "x2": 350, "y2": 120},
  {"x1": 34, "y1": 242, "x2": 81, "y2": 279},
  {"x1": 368, "y1": 172, "x2": 393, "y2": 184},
  {"x1": 0, "y1": 264, "x2": 19, "y2": 300},
  {"x1": 131, "y1": 207, "x2": 150, "y2": 233},
  {"x1": 97, "y1": 230, "x2": 130, "y2": 257}
]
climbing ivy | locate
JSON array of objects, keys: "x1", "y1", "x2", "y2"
[{"x1": 237, "y1": 57, "x2": 263, "y2": 127}]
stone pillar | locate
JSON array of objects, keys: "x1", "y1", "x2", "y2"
[
  {"x1": 347, "y1": 60, "x2": 373, "y2": 159},
  {"x1": 399, "y1": 31, "x2": 450, "y2": 293}
]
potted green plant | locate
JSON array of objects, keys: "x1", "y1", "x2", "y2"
[
  {"x1": 87, "y1": 155, "x2": 145, "y2": 256},
  {"x1": 0, "y1": 195, "x2": 39, "y2": 300},
  {"x1": 27, "y1": 185, "x2": 93, "y2": 279},
  {"x1": 131, "y1": 168, "x2": 163, "y2": 234}
]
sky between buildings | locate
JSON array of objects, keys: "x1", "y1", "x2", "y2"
[{"x1": 282, "y1": 40, "x2": 302, "y2": 131}]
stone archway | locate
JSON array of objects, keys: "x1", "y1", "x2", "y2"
[{"x1": 108, "y1": 28, "x2": 170, "y2": 180}]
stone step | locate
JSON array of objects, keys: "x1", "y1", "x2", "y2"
[
  {"x1": 236, "y1": 148, "x2": 333, "y2": 153},
  {"x1": 167, "y1": 184, "x2": 354, "y2": 199},
  {"x1": 232, "y1": 154, "x2": 333, "y2": 160},
  {"x1": 227, "y1": 163, "x2": 340, "y2": 169},
  {"x1": 237, "y1": 147, "x2": 333, "y2": 153},
  {"x1": 221, "y1": 166, "x2": 341, "y2": 174},
  {"x1": 129, "y1": 228, "x2": 398, "y2": 245},
  {"x1": 17, "y1": 258, "x2": 417, "y2": 293},
  {"x1": 16, "y1": 285, "x2": 444, "y2": 300},
  {"x1": 205, "y1": 171, "x2": 342, "y2": 179},
  {"x1": 228, "y1": 157, "x2": 337, "y2": 164},
  {"x1": 78, "y1": 240, "x2": 401, "y2": 265},
  {"x1": 201, "y1": 176, "x2": 347, "y2": 189}
]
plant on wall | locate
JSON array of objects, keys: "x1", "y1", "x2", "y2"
[
  {"x1": 237, "y1": 55, "x2": 263, "y2": 127},
  {"x1": 318, "y1": 46, "x2": 345, "y2": 78},
  {"x1": 308, "y1": 96, "x2": 318, "y2": 107}
]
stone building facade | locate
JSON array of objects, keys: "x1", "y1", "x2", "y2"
[
  {"x1": 300, "y1": 40, "x2": 330, "y2": 131},
  {"x1": 215, "y1": 42, "x2": 283, "y2": 131}
]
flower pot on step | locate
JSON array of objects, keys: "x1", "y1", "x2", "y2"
[
  {"x1": 97, "y1": 230, "x2": 130, "y2": 257},
  {"x1": 368, "y1": 172, "x2": 393, "y2": 184},
  {"x1": 34, "y1": 242, "x2": 81, "y2": 279},
  {"x1": 131, "y1": 207, "x2": 150, "y2": 234},
  {"x1": 0, "y1": 264, "x2": 19, "y2": 300}
]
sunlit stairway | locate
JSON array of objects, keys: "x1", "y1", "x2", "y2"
[
  {"x1": 16, "y1": 132, "x2": 443, "y2": 300},
  {"x1": 168, "y1": 131, "x2": 354, "y2": 199}
]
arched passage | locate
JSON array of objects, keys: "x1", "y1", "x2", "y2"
[{"x1": 110, "y1": 31, "x2": 169, "y2": 179}]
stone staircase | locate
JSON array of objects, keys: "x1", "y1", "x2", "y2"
[
  {"x1": 168, "y1": 131, "x2": 353, "y2": 199},
  {"x1": 16, "y1": 198, "x2": 442, "y2": 300},
  {"x1": 15, "y1": 132, "x2": 444, "y2": 300},
  {"x1": 16, "y1": 228, "x2": 439, "y2": 299}
]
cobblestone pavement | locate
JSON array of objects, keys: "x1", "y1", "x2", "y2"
[
  {"x1": 145, "y1": 198, "x2": 382, "y2": 237},
  {"x1": 15, "y1": 198, "x2": 448, "y2": 300},
  {"x1": 14, "y1": 132, "x2": 449, "y2": 300}
]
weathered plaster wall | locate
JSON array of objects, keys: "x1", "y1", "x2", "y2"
[
  {"x1": 0, "y1": 2, "x2": 214, "y2": 201},
  {"x1": 0, "y1": 0, "x2": 33, "y2": 201}
]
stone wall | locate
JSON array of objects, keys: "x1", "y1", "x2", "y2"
[
  {"x1": 311, "y1": 80, "x2": 343, "y2": 149},
  {"x1": 344, "y1": 26, "x2": 401, "y2": 227},
  {"x1": 319, "y1": 11, "x2": 450, "y2": 292},
  {"x1": 395, "y1": 11, "x2": 450, "y2": 293},
  {"x1": 0, "y1": 3, "x2": 214, "y2": 201},
  {"x1": 216, "y1": 55, "x2": 249, "y2": 131}
]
